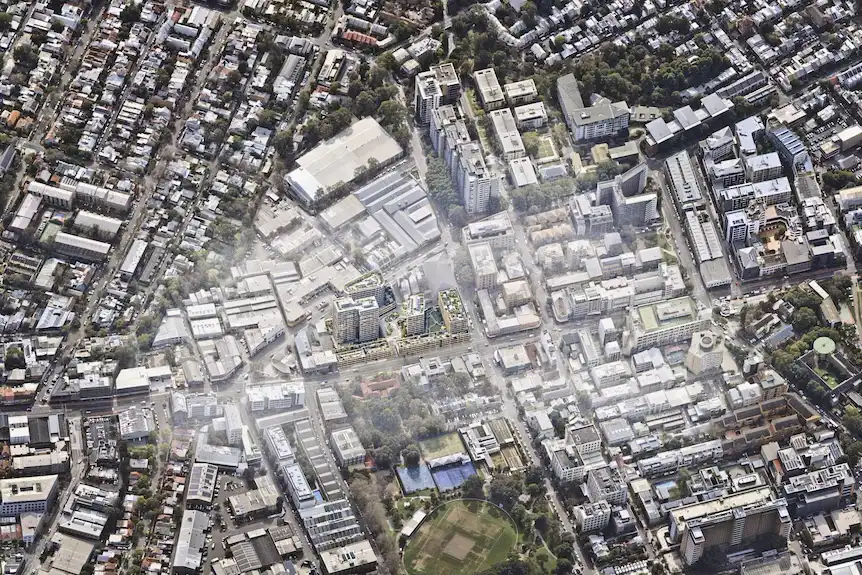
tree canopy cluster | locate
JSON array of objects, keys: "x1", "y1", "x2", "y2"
[
  {"x1": 571, "y1": 43, "x2": 730, "y2": 107},
  {"x1": 337, "y1": 382, "x2": 448, "y2": 469}
]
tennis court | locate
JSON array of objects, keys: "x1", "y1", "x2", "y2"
[
  {"x1": 397, "y1": 464, "x2": 436, "y2": 494},
  {"x1": 431, "y1": 461, "x2": 477, "y2": 492}
]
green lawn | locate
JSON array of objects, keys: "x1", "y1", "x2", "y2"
[
  {"x1": 419, "y1": 433, "x2": 465, "y2": 460},
  {"x1": 815, "y1": 367, "x2": 841, "y2": 389},
  {"x1": 404, "y1": 500, "x2": 517, "y2": 575},
  {"x1": 536, "y1": 135, "x2": 556, "y2": 160}
]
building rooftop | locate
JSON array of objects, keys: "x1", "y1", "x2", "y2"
[
  {"x1": 474, "y1": 68, "x2": 504, "y2": 105},
  {"x1": 0, "y1": 475, "x2": 57, "y2": 503},
  {"x1": 504, "y1": 78, "x2": 537, "y2": 101},
  {"x1": 187, "y1": 463, "x2": 218, "y2": 503},
  {"x1": 286, "y1": 117, "x2": 403, "y2": 202},
  {"x1": 464, "y1": 211, "x2": 514, "y2": 243},
  {"x1": 509, "y1": 157, "x2": 538, "y2": 187},
  {"x1": 665, "y1": 151, "x2": 702, "y2": 205},
  {"x1": 669, "y1": 485, "x2": 776, "y2": 530},
  {"x1": 634, "y1": 297, "x2": 701, "y2": 332}
]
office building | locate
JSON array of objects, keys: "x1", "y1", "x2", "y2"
[
  {"x1": 671, "y1": 487, "x2": 791, "y2": 565},
  {"x1": 768, "y1": 126, "x2": 811, "y2": 174},
  {"x1": 456, "y1": 142, "x2": 498, "y2": 214},
  {"x1": 332, "y1": 297, "x2": 379, "y2": 344},
  {"x1": 624, "y1": 297, "x2": 712, "y2": 354},
  {"x1": 543, "y1": 439, "x2": 586, "y2": 484},
  {"x1": 574, "y1": 500, "x2": 612, "y2": 533},
  {"x1": 566, "y1": 423, "x2": 602, "y2": 457},
  {"x1": 557, "y1": 73, "x2": 630, "y2": 142},
  {"x1": 0, "y1": 475, "x2": 59, "y2": 516},
  {"x1": 246, "y1": 382, "x2": 305, "y2": 412},
  {"x1": 782, "y1": 463, "x2": 854, "y2": 517},
  {"x1": 489, "y1": 109, "x2": 525, "y2": 160},
  {"x1": 586, "y1": 465, "x2": 628, "y2": 506},
  {"x1": 473, "y1": 68, "x2": 505, "y2": 110}
]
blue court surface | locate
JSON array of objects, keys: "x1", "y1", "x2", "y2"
[
  {"x1": 397, "y1": 464, "x2": 436, "y2": 494},
  {"x1": 431, "y1": 461, "x2": 477, "y2": 492}
]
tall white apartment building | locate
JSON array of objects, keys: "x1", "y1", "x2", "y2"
[
  {"x1": 414, "y1": 71, "x2": 443, "y2": 125},
  {"x1": 574, "y1": 500, "x2": 612, "y2": 532},
  {"x1": 456, "y1": 142, "x2": 498, "y2": 214},
  {"x1": 224, "y1": 404, "x2": 243, "y2": 446}
]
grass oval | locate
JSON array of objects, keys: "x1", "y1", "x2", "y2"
[{"x1": 403, "y1": 499, "x2": 518, "y2": 575}]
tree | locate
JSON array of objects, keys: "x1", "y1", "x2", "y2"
[
  {"x1": 453, "y1": 248, "x2": 475, "y2": 286},
  {"x1": 377, "y1": 52, "x2": 397, "y2": 71},
  {"x1": 0, "y1": 13, "x2": 13, "y2": 31},
  {"x1": 120, "y1": 4, "x2": 141, "y2": 23},
  {"x1": 522, "y1": 132, "x2": 540, "y2": 157},
  {"x1": 461, "y1": 474, "x2": 485, "y2": 499},
  {"x1": 4, "y1": 347, "x2": 25, "y2": 369},
  {"x1": 792, "y1": 307, "x2": 818, "y2": 333},
  {"x1": 844, "y1": 406, "x2": 862, "y2": 436},
  {"x1": 272, "y1": 131, "x2": 293, "y2": 160},
  {"x1": 257, "y1": 109, "x2": 279, "y2": 129},
  {"x1": 377, "y1": 99, "x2": 406, "y2": 128},
  {"x1": 521, "y1": 1, "x2": 538, "y2": 25},
  {"x1": 555, "y1": 558, "x2": 573, "y2": 575},
  {"x1": 554, "y1": 543, "x2": 574, "y2": 560},
  {"x1": 402, "y1": 446, "x2": 421, "y2": 467},
  {"x1": 353, "y1": 91, "x2": 377, "y2": 118},
  {"x1": 489, "y1": 474, "x2": 521, "y2": 508},
  {"x1": 13, "y1": 45, "x2": 38, "y2": 70}
]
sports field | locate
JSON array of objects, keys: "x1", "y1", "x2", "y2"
[
  {"x1": 403, "y1": 500, "x2": 517, "y2": 575},
  {"x1": 419, "y1": 433, "x2": 465, "y2": 460}
]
